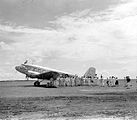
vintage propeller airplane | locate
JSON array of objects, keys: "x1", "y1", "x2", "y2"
[{"x1": 15, "y1": 61, "x2": 75, "y2": 87}]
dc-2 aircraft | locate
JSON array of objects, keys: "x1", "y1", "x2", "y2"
[{"x1": 15, "y1": 61, "x2": 75, "y2": 87}]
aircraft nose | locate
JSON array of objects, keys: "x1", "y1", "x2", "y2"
[{"x1": 15, "y1": 66, "x2": 20, "y2": 71}]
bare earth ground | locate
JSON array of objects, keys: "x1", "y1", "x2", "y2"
[{"x1": 0, "y1": 80, "x2": 137, "y2": 120}]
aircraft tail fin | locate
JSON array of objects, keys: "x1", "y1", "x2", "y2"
[{"x1": 84, "y1": 67, "x2": 96, "y2": 78}]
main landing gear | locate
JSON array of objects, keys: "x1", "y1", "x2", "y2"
[
  {"x1": 34, "y1": 78, "x2": 57, "y2": 88},
  {"x1": 34, "y1": 81, "x2": 40, "y2": 86}
]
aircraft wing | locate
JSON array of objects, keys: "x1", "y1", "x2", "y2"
[
  {"x1": 35, "y1": 70, "x2": 75, "y2": 80},
  {"x1": 18, "y1": 64, "x2": 75, "y2": 80},
  {"x1": 35, "y1": 71, "x2": 60, "y2": 80}
]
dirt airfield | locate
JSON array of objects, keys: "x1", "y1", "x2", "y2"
[{"x1": 0, "y1": 80, "x2": 137, "y2": 120}]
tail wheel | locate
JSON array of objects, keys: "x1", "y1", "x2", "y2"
[{"x1": 34, "y1": 81, "x2": 40, "y2": 86}]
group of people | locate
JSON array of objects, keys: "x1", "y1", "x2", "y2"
[
  {"x1": 93, "y1": 75, "x2": 119, "y2": 87},
  {"x1": 106, "y1": 76, "x2": 119, "y2": 87},
  {"x1": 55, "y1": 75, "x2": 80, "y2": 87},
  {"x1": 54, "y1": 75, "x2": 95, "y2": 87},
  {"x1": 52, "y1": 74, "x2": 136, "y2": 88},
  {"x1": 53, "y1": 74, "x2": 120, "y2": 87}
]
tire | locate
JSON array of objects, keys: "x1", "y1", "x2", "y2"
[{"x1": 34, "y1": 81, "x2": 40, "y2": 86}]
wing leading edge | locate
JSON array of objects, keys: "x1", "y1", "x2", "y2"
[{"x1": 15, "y1": 63, "x2": 75, "y2": 80}]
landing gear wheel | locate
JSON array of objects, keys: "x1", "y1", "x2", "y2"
[{"x1": 34, "y1": 81, "x2": 40, "y2": 86}]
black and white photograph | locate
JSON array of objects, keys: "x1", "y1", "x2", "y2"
[{"x1": 0, "y1": 0, "x2": 137, "y2": 119}]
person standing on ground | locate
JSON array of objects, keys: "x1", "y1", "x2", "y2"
[
  {"x1": 125, "y1": 76, "x2": 131, "y2": 88},
  {"x1": 106, "y1": 78, "x2": 110, "y2": 87},
  {"x1": 115, "y1": 77, "x2": 119, "y2": 86},
  {"x1": 100, "y1": 74, "x2": 103, "y2": 86},
  {"x1": 112, "y1": 76, "x2": 116, "y2": 87}
]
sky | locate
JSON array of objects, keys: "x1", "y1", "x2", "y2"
[{"x1": 0, "y1": 0, "x2": 137, "y2": 80}]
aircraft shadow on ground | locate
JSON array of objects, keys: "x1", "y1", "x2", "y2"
[
  {"x1": 5, "y1": 84, "x2": 57, "y2": 88},
  {"x1": 38, "y1": 84, "x2": 57, "y2": 88},
  {"x1": 18, "y1": 85, "x2": 35, "y2": 87},
  {"x1": 20, "y1": 84, "x2": 57, "y2": 88},
  {"x1": 85, "y1": 92, "x2": 125, "y2": 95}
]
